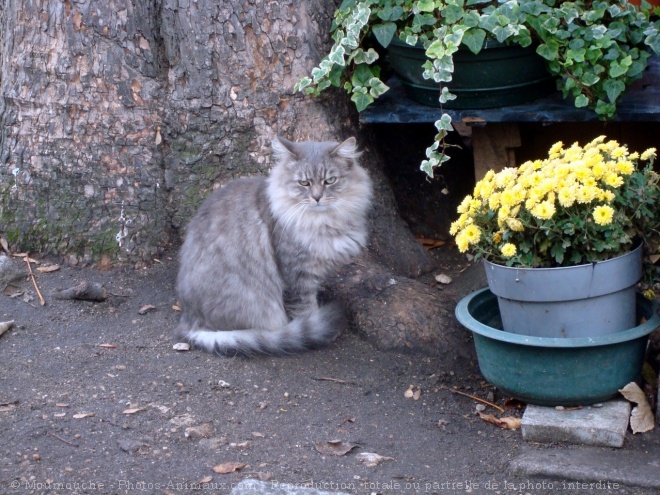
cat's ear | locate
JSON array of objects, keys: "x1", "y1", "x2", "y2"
[
  {"x1": 331, "y1": 137, "x2": 361, "y2": 162},
  {"x1": 272, "y1": 136, "x2": 299, "y2": 161}
]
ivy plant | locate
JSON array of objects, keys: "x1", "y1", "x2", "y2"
[{"x1": 295, "y1": 1, "x2": 660, "y2": 177}]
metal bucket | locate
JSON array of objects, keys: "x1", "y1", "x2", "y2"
[{"x1": 483, "y1": 245, "x2": 643, "y2": 337}]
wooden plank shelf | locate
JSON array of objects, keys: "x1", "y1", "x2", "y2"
[
  {"x1": 360, "y1": 55, "x2": 660, "y2": 124},
  {"x1": 361, "y1": 56, "x2": 659, "y2": 179}
]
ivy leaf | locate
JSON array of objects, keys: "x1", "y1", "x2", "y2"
[
  {"x1": 368, "y1": 77, "x2": 389, "y2": 98},
  {"x1": 351, "y1": 88, "x2": 374, "y2": 112},
  {"x1": 462, "y1": 29, "x2": 487, "y2": 54},
  {"x1": 328, "y1": 45, "x2": 346, "y2": 66},
  {"x1": 609, "y1": 61, "x2": 628, "y2": 78},
  {"x1": 442, "y1": 5, "x2": 464, "y2": 25},
  {"x1": 417, "y1": 0, "x2": 435, "y2": 13},
  {"x1": 351, "y1": 48, "x2": 379, "y2": 65},
  {"x1": 537, "y1": 42, "x2": 559, "y2": 61},
  {"x1": 581, "y1": 72, "x2": 600, "y2": 87},
  {"x1": 372, "y1": 22, "x2": 397, "y2": 48},
  {"x1": 435, "y1": 114, "x2": 454, "y2": 132},
  {"x1": 604, "y1": 79, "x2": 625, "y2": 103},
  {"x1": 295, "y1": 77, "x2": 312, "y2": 92}
]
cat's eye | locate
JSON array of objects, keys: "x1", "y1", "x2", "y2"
[
  {"x1": 298, "y1": 180, "x2": 310, "y2": 187},
  {"x1": 324, "y1": 177, "x2": 337, "y2": 185}
]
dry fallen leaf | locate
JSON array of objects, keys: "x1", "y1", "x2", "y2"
[
  {"x1": 72, "y1": 412, "x2": 96, "y2": 419},
  {"x1": 122, "y1": 407, "x2": 146, "y2": 415},
  {"x1": 619, "y1": 382, "x2": 655, "y2": 433},
  {"x1": 478, "y1": 412, "x2": 521, "y2": 430},
  {"x1": 198, "y1": 476, "x2": 212, "y2": 484},
  {"x1": 0, "y1": 237, "x2": 9, "y2": 253},
  {"x1": 172, "y1": 304, "x2": 181, "y2": 312},
  {"x1": 138, "y1": 304, "x2": 157, "y2": 315},
  {"x1": 0, "y1": 403, "x2": 18, "y2": 413},
  {"x1": 36, "y1": 264, "x2": 60, "y2": 273},
  {"x1": 314, "y1": 439, "x2": 359, "y2": 456},
  {"x1": 212, "y1": 462, "x2": 246, "y2": 474},
  {"x1": 0, "y1": 320, "x2": 15, "y2": 338},
  {"x1": 356, "y1": 452, "x2": 395, "y2": 467}
]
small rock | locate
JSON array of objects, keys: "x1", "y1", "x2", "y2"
[
  {"x1": 435, "y1": 273, "x2": 453, "y2": 285},
  {"x1": 172, "y1": 342, "x2": 190, "y2": 351},
  {"x1": 118, "y1": 438, "x2": 149, "y2": 453},
  {"x1": 356, "y1": 452, "x2": 395, "y2": 467},
  {"x1": 185, "y1": 422, "x2": 214, "y2": 439},
  {"x1": 199, "y1": 437, "x2": 227, "y2": 451},
  {"x1": 475, "y1": 404, "x2": 486, "y2": 413}
]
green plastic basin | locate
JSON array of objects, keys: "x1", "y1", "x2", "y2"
[{"x1": 455, "y1": 288, "x2": 660, "y2": 406}]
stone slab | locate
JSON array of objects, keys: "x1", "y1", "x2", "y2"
[
  {"x1": 230, "y1": 479, "x2": 353, "y2": 495},
  {"x1": 522, "y1": 400, "x2": 630, "y2": 448},
  {"x1": 510, "y1": 447, "x2": 660, "y2": 489}
]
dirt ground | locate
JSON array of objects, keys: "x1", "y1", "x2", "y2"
[{"x1": 0, "y1": 244, "x2": 659, "y2": 495}]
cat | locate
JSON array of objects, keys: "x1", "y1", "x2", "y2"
[{"x1": 175, "y1": 136, "x2": 373, "y2": 356}]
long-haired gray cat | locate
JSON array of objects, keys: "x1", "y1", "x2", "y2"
[{"x1": 175, "y1": 136, "x2": 372, "y2": 356}]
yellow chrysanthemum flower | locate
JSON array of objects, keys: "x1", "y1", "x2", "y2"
[
  {"x1": 531, "y1": 200, "x2": 556, "y2": 220},
  {"x1": 506, "y1": 218, "x2": 524, "y2": 232},
  {"x1": 455, "y1": 232, "x2": 469, "y2": 253},
  {"x1": 494, "y1": 168, "x2": 518, "y2": 189},
  {"x1": 593, "y1": 205, "x2": 614, "y2": 226},
  {"x1": 604, "y1": 173, "x2": 624, "y2": 188},
  {"x1": 500, "y1": 243, "x2": 517, "y2": 258},
  {"x1": 457, "y1": 195, "x2": 472, "y2": 214},
  {"x1": 611, "y1": 147, "x2": 627, "y2": 159},
  {"x1": 576, "y1": 185, "x2": 598, "y2": 204},
  {"x1": 615, "y1": 160, "x2": 634, "y2": 176},
  {"x1": 557, "y1": 187, "x2": 576, "y2": 208},
  {"x1": 462, "y1": 224, "x2": 481, "y2": 244},
  {"x1": 548, "y1": 141, "x2": 564, "y2": 157},
  {"x1": 641, "y1": 148, "x2": 657, "y2": 161}
]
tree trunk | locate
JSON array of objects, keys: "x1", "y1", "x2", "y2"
[{"x1": 0, "y1": 0, "x2": 455, "y2": 353}]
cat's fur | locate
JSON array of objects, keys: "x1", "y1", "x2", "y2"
[{"x1": 175, "y1": 136, "x2": 373, "y2": 356}]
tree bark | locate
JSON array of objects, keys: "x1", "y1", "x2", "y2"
[{"x1": 0, "y1": 0, "x2": 454, "y2": 353}]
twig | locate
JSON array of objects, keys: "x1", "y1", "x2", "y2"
[
  {"x1": 48, "y1": 432, "x2": 79, "y2": 448},
  {"x1": 311, "y1": 377, "x2": 356, "y2": 385},
  {"x1": 52, "y1": 281, "x2": 107, "y2": 302},
  {"x1": 450, "y1": 388, "x2": 505, "y2": 413},
  {"x1": 25, "y1": 253, "x2": 45, "y2": 306}
]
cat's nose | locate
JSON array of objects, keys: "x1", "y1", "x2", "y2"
[{"x1": 311, "y1": 185, "x2": 324, "y2": 203}]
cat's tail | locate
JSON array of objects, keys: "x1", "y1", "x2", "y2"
[{"x1": 175, "y1": 302, "x2": 346, "y2": 357}]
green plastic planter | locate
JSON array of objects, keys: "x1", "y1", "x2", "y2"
[
  {"x1": 387, "y1": 37, "x2": 556, "y2": 109},
  {"x1": 455, "y1": 288, "x2": 660, "y2": 406}
]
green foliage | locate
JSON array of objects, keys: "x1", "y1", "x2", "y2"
[{"x1": 295, "y1": 1, "x2": 660, "y2": 177}]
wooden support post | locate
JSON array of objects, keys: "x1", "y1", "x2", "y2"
[{"x1": 471, "y1": 123, "x2": 522, "y2": 180}]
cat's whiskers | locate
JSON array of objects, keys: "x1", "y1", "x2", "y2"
[{"x1": 278, "y1": 201, "x2": 308, "y2": 234}]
